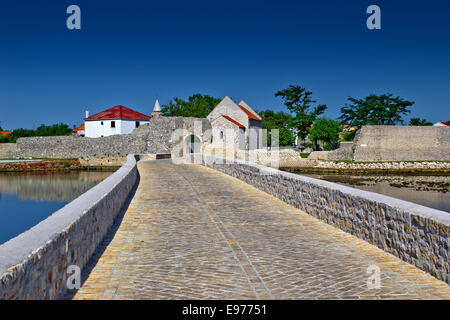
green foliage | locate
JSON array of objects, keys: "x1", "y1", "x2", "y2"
[
  {"x1": 258, "y1": 110, "x2": 295, "y2": 146},
  {"x1": 409, "y1": 118, "x2": 433, "y2": 126},
  {"x1": 161, "y1": 94, "x2": 222, "y2": 118},
  {"x1": 300, "y1": 153, "x2": 310, "y2": 158},
  {"x1": 278, "y1": 127, "x2": 296, "y2": 147},
  {"x1": 341, "y1": 130, "x2": 357, "y2": 142},
  {"x1": 339, "y1": 94, "x2": 413, "y2": 127},
  {"x1": 308, "y1": 118, "x2": 342, "y2": 151},
  {"x1": 0, "y1": 123, "x2": 72, "y2": 143},
  {"x1": 35, "y1": 123, "x2": 73, "y2": 136},
  {"x1": 275, "y1": 85, "x2": 326, "y2": 142}
]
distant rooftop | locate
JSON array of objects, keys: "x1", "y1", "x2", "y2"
[
  {"x1": 433, "y1": 121, "x2": 450, "y2": 126},
  {"x1": 72, "y1": 124, "x2": 85, "y2": 132},
  {"x1": 85, "y1": 105, "x2": 152, "y2": 121}
]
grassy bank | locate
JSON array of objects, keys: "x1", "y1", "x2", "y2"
[{"x1": 0, "y1": 159, "x2": 120, "y2": 172}]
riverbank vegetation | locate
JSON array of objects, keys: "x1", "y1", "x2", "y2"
[{"x1": 0, "y1": 159, "x2": 120, "y2": 172}]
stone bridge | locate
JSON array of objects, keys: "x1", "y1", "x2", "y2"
[{"x1": 72, "y1": 159, "x2": 450, "y2": 300}]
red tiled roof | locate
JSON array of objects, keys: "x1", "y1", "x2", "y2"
[
  {"x1": 85, "y1": 105, "x2": 151, "y2": 121},
  {"x1": 72, "y1": 124, "x2": 85, "y2": 132},
  {"x1": 238, "y1": 105, "x2": 262, "y2": 121},
  {"x1": 222, "y1": 115, "x2": 245, "y2": 128},
  {"x1": 439, "y1": 121, "x2": 450, "y2": 126},
  {"x1": 0, "y1": 131, "x2": 11, "y2": 137}
]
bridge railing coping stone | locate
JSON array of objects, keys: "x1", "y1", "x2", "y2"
[{"x1": 0, "y1": 154, "x2": 139, "y2": 299}]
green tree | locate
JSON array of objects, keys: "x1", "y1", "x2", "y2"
[
  {"x1": 258, "y1": 110, "x2": 295, "y2": 146},
  {"x1": 161, "y1": 94, "x2": 222, "y2": 118},
  {"x1": 308, "y1": 118, "x2": 342, "y2": 151},
  {"x1": 340, "y1": 130, "x2": 357, "y2": 142},
  {"x1": 409, "y1": 118, "x2": 433, "y2": 126},
  {"x1": 0, "y1": 123, "x2": 72, "y2": 143},
  {"x1": 275, "y1": 85, "x2": 326, "y2": 142},
  {"x1": 339, "y1": 94, "x2": 413, "y2": 127},
  {"x1": 35, "y1": 123, "x2": 72, "y2": 136}
]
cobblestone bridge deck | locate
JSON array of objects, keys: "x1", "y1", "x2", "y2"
[{"x1": 73, "y1": 160, "x2": 450, "y2": 299}]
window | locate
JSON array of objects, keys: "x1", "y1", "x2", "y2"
[
  {"x1": 111, "y1": 121, "x2": 116, "y2": 128},
  {"x1": 101, "y1": 121, "x2": 104, "y2": 125},
  {"x1": 220, "y1": 131, "x2": 223, "y2": 139},
  {"x1": 136, "y1": 121, "x2": 140, "y2": 128}
]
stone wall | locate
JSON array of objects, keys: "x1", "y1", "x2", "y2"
[
  {"x1": 142, "y1": 116, "x2": 211, "y2": 155},
  {"x1": 309, "y1": 142, "x2": 354, "y2": 161},
  {"x1": 307, "y1": 126, "x2": 450, "y2": 162},
  {"x1": 352, "y1": 126, "x2": 450, "y2": 162},
  {"x1": 188, "y1": 153, "x2": 450, "y2": 284},
  {"x1": 0, "y1": 154, "x2": 138, "y2": 299},
  {"x1": 13, "y1": 117, "x2": 212, "y2": 159},
  {"x1": 16, "y1": 135, "x2": 147, "y2": 159},
  {"x1": 0, "y1": 143, "x2": 17, "y2": 158}
]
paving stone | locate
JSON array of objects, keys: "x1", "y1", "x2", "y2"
[{"x1": 73, "y1": 160, "x2": 450, "y2": 300}]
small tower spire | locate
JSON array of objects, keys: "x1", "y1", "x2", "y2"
[{"x1": 152, "y1": 99, "x2": 162, "y2": 118}]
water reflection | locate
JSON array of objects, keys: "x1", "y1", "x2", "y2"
[
  {"x1": 0, "y1": 171, "x2": 113, "y2": 202},
  {"x1": 0, "y1": 170, "x2": 114, "y2": 245},
  {"x1": 298, "y1": 173, "x2": 450, "y2": 213}
]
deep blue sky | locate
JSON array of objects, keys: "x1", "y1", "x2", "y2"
[{"x1": 0, "y1": 0, "x2": 449, "y2": 130}]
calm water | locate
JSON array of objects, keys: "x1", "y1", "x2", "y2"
[
  {"x1": 289, "y1": 172, "x2": 449, "y2": 213},
  {"x1": 0, "y1": 170, "x2": 114, "y2": 245}
]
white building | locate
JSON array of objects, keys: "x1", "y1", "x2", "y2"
[
  {"x1": 433, "y1": 121, "x2": 450, "y2": 127},
  {"x1": 84, "y1": 105, "x2": 152, "y2": 138}
]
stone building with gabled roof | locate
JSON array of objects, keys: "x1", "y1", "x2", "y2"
[{"x1": 207, "y1": 96, "x2": 263, "y2": 150}]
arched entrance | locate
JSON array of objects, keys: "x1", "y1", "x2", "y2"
[{"x1": 185, "y1": 135, "x2": 201, "y2": 154}]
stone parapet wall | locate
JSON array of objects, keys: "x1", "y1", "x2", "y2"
[
  {"x1": 188, "y1": 153, "x2": 450, "y2": 284},
  {"x1": 0, "y1": 155, "x2": 139, "y2": 299},
  {"x1": 0, "y1": 143, "x2": 17, "y2": 158}
]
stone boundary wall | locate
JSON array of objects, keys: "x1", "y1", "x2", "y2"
[
  {"x1": 0, "y1": 154, "x2": 139, "y2": 299},
  {"x1": 353, "y1": 126, "x2": 450, "y2": 162},
  {"x1": 309, "y1": 142, "x2": 354, "y2": 161},
  {"x1": 188, "y1": 153, "x2": 450, "y2": 284},
  {"x1": 13, "y1": 117, "x2": 212, "y2": 160},
  {"x1": 0, "y1": 143, "x2": 17, "y2": 159},
  {"x1": 15, "y1": 135, "x2": 147, "y2": 159}
]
